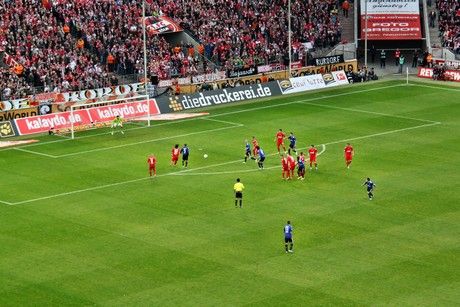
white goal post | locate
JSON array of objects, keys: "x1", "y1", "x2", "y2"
[{"x1": 69, "y1": 95, "x2": 151, "y2": 139}]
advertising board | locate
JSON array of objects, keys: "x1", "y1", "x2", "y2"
[
  {"x1": 155, "y1": 83, "x2": 282, "y2": 113},
  {"x1": 277, "y1": 71, "x2": 350, "y2": 95}
]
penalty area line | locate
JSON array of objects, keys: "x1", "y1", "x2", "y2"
[
  {"x1": 13, "y1": 147, "x2": 58, "y2": 158},
  {"x1": 4, "y1": 121, "x2": 437, "y2": 205},
  {"x1": 8, "y1": 176, "x2": 152, "y2": 206},
  {"x1": 323, "y1": 122, "x2": 441, "y2": 146}
]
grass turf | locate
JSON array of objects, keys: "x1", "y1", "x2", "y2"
[{"x1": 1, "y1": 79, "x2": 459, "y2": 305}]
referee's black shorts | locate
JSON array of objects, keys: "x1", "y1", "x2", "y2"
[{"x1": 235, "y1": 191, "x2": 243, "y2": 198}]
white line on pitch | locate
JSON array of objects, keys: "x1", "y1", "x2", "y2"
[
  {"x1": 13, "y1": 147, "x2": 58, "y2": 158},
  {"x1": 204, "y1": 84, "x2": 406, "y2": 119},
  {"x1": 0, "y1": 84, "x2": 433, "y2": 158},
  {"x1": 297, "y1": 101, "x2": 441, "y2": 124},
  {"x1": 323, "y1": 122, "x2": 441, "y2": 146},
  {"x1": 9, "y1": 177, "x2": 152, "y2": 206},
  {"x1": 0, "y1": 82, "x2": 439, "y2": 159},
  {"x1": 1, "y1": 121, "x2": 432, "y2": 206},
  {"x1": 0, "y1": 83, "x2": 402, "y2": 155},
  {"x1": 200, "y1": 117, "x2": 244, "y2": 126},
  {"x1": 54, "y1": 125, "x2": 241, "y2": 158},
  {"x1": 410, "y1": 83, "x2": 460, "y2": 92}
]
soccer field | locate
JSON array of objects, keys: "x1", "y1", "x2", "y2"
[{"x1": 1, "y1": 79, "x2": 459, "y2": 305}]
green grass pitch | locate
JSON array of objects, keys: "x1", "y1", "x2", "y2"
[{"x1": 1, "y1": 79, "x2": 459, "y2": 305}]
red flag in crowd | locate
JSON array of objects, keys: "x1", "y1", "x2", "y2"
[{"x1": 42, "y1": 0, "x2": 52, "y2": 9}]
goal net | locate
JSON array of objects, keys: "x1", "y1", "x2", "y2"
[{"x1": 66, "y1": 95, "x2": 151, "y2": 139}]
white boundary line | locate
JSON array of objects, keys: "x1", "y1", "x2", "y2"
[
  {"x1": 409, "y1": 83, "x2": 460, "y2": 93},
  {"x1": 323, "y1": 122, "x2": 440, "y2": 146},
  {"x1": 3, "y1": 119, "x2": 438, "y2": 205},
  {"x1": 25, "y1": 122, "x2": 242, "y2": 159},
  {"x1": 296, "y1": 101, "x2": 440, "y2": 124},
  {"x1": 0, "y1": 82, "x2": 445, "y2": 205},
  {"x1": 0, "y1": 83, "x2": 402, "y2": 155},
  {"x1": 3, "y1": 83, "x2": 437, "y2": 158},
  {"x1": 13, "y1": 147, "x2": 58, "y2": 158}
]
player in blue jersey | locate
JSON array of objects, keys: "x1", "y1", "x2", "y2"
[
  {"x1": 287, "y1": 132, "x2": 297, "y2": 155},
  {"x1": 180, "y1": 144, "x2": 190, "y2": 168},
  {"x1": 284, "y1": 221, "x2": 294, "y2": 253},
  {"x1": 362, "y1": 177, "x2": 376, "y2": 200},
  {"x1": 255, "y1": 146, "x2": 265, "y2": 170},
  {"x1": 297, "y1": 156, "x2": 305, "y2": 180},
  {"x1": 244, "y1": 139, "x2": 252, "y2": 163}
]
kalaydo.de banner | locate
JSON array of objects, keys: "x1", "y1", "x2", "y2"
[
  {"x1": 14, "y1": 99, "x2": 160, "y2": 135},
  {"x1": 5, "y1": 71, "x2": 350, "y2": 137}
]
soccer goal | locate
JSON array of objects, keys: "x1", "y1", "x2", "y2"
[{"x1": 68, "y1": 94, "x2": 151, "y2": 139}]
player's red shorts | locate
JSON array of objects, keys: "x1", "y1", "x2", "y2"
[
  {"x1": 253, "y1": 148, "x2": 259, "y2": 156},
  {"x1": 172, "y1": 155, "x2": 179, "y2": 162},
  {"x1": 345, "y1": 155, "x2": 353, "y2": 161},
  {"x1": 309, "y1": 155, "x2": 317, "y2": 163},
  {"x1": 277, "y1": 140, "x2": 284, "y2": 146},
  {"x1": 149, "y1": 165, "x2": 156, "y2": 170}
]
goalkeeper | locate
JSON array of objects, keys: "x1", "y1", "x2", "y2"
[{"x1": 111, "y1": 115, "x2": 124, "y2": 135}]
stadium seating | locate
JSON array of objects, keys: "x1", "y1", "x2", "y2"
[
  {"x1": 0, "y1": 0, "x2": 343, "y2": 100},
  {"x1": 436, "y1": 0, "x2": 460, "y2": 54}
]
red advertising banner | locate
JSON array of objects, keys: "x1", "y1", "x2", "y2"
[
  {"x1": 361, "y1": 14, "x2": 422, "y2": 40},
  {"x1": 417, "y1": 67, "x2": 460, "y2": 82},
  {"x1": 360, "y1": 0, "x2": 421, "y2": 40},
  {"x1": 15, "y1": 99, "x2": 160, "y2": 135}
]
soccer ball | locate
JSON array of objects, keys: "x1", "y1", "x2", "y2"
[{"x1": 203, "y1": 154, "x2": 208, "y2": 158}]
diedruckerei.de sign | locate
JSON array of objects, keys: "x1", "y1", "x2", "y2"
[{"x1": 155, "y1": 83, "x2": 282, "y2": 113}]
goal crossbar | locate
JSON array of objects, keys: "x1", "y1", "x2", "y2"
[{"x1": 69, "y1": 95, "x2": 151, "y2": 139}]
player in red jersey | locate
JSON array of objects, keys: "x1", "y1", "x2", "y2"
[
  {"x1": 170, "y1": 144, "x2": 180, "y2": 166},
  {"x1": 274, "y1": 129, "x2": 287, "y2": 153},
  {"x1": 147, "y1": 154, "x2": 157, "y2": 177},
  {"x1": 251, "y1": 136, "x2": 259, "y2": 158},
  {"x1": 308, "y1": 145, "x2": 318, "y2": 170},
  {"x1": 344, "y1": 143, "x2": 354, "y2": 169},
  {"x1": 281, "y1": 154, "x2": 290, "y2": 180},
  {"x1": 287, "y1": 153, "x2": 296, "y2": 179}
]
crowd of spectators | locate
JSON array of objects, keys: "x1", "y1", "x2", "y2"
[
  {"x1": 0, "y1": 0, "x2": 343, "y2": 100},
  {"x1": 168, "y1": 0, "x2": 342, "y2": 68},
  {"x1": 436, "y1": 0, "x2": 460, "y2": 54},
  {"x1": 0, "y1": 1, "x2": 116, "y2": 100}
]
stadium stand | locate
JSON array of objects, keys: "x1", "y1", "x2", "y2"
[
  {"x1": 436, "y1": 0, "x2": 460, "y2": 54},
  {"x1": 0, "y1": 0, "x2": 343, "y2": 100}
]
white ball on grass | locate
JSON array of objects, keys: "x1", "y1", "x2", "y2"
[{"x1": 203, "y1": 154, "x2": 208, "y2": 158}]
